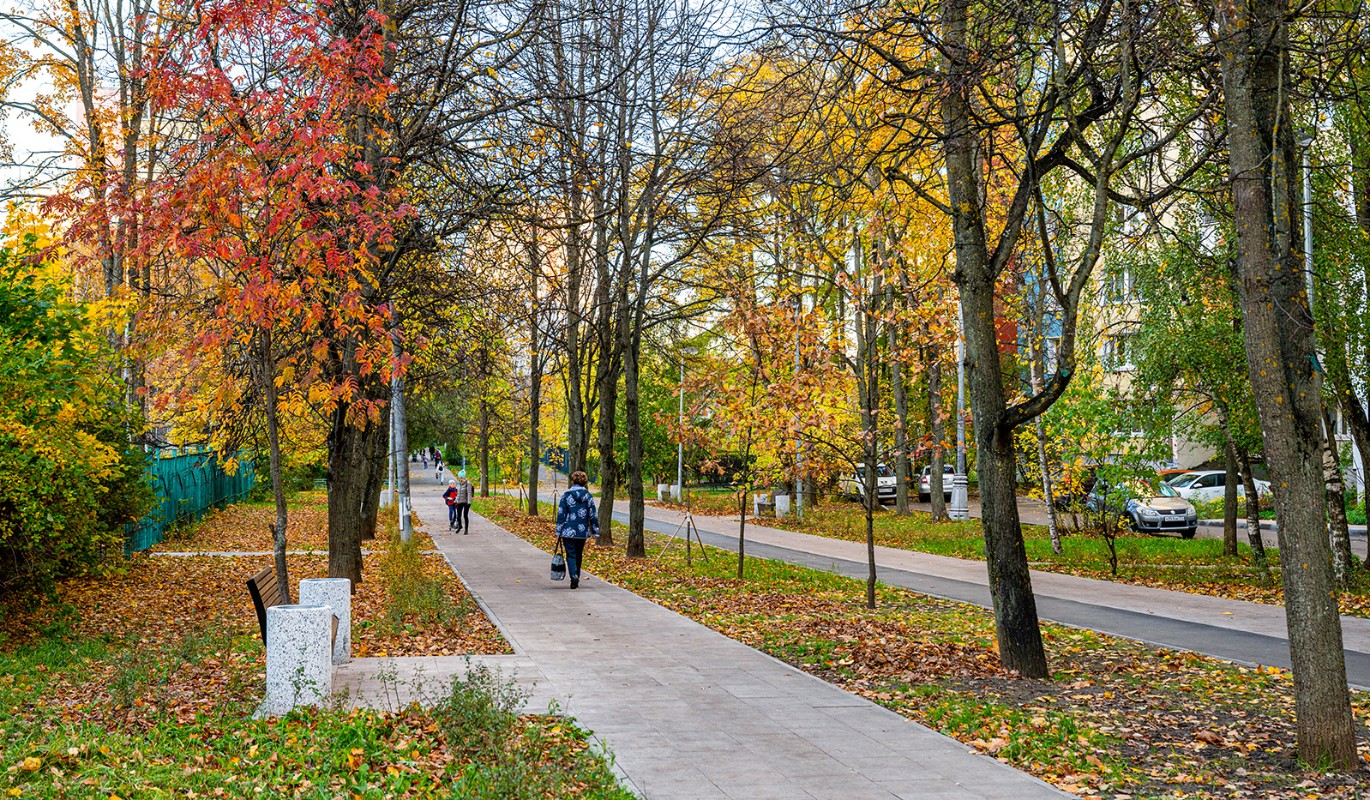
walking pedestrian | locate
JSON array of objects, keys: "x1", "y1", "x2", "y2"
[
  {"x1": 435, "y1": 455, "x2": 444, "y2": 482},
  {"x1": 453, "y1": 471, "x2": 474, "y2": 534},
  {"x1": 442, "y1": 480, "x2": 460, "y2": 530},
  {"x1": 555, "y1": 470, "x2": 599, "y2": 589}
]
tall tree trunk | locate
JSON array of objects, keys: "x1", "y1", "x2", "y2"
[
  {"x1": 595, "y1": 357, "x2": 619, "y2": 548},
  {"x1": 625, "y1": 332, "x2": 647, "y2": 557},
  {"x1": 889, "y1": 298, "x2": 911, "y2": 516},
  {"x1": 527, "y1": 237, "x2": 542, "y2": 517},
  {"x1": 327, "y1": 407, "x2": 370, "y2": 588},
  {"x1": 852, "y1": 229, "x2": 881, "y2": 609},
  {"x1": 359, "y1": 411, "x2": 388, "y2": 541},
  {"x1": 1235, "y1": 445, "x2": 1271, "y2": 576},
  {"x1": 943, "y1": 0, "x2": 1047, "y2": 679},
  {"x1": 1030, "y1": 343, "x2": 1060, "y2": 553},
  {"x1": 1217, "y1": 0, "x2": 1357, "y2": 765},
  {"x1": 1322, "y1": 411, "x2": 1352, "y2": 588},
  {"x1": 258, "y1": 333, "x2": 291, "y2": 604},
  {"x1": 565, "y1": 196, "x2": 588, "y2": 474},
  {"x1": 1222, "y1": 436, "x2": 1240, "y2": 557},
  {"x1": 478, "y1": 400, "x2": 491, "y2": 498},
  {"x1": 929, "y1": 350, "x2": 948, "y2": 522}
]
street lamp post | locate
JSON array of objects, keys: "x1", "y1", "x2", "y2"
[
  {"x1": 1299, "y1": 130, "x2": 1315, "y2": 314},
  {"x1": 676, "y1": 346, "x2": 698, "y2": 502},
  {"x1": 950, "y1": 300, "x2": 970, "y2": 520}
]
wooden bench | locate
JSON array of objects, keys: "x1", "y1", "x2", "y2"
[
  {"x1": 752, "y1": 492, "x2": 775, "y2": 517},
  {"x1": 246, "y1": 567, "x2": 337, "y2": 648}
]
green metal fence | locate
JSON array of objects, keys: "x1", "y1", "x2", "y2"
[{"x1": 126, "y1": 451, "x2": 256, "y2": 552}]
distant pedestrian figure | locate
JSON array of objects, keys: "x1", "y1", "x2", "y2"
[
  {"x1": 443, "y1": 480, "x2": 460, "y2": 529},
  {"x1": 555, "y1": 470, "x2": 599, "y2": 589},
  {"x1": 422, "y1": 453, "x2": 429, "y2": 469},
  {"x1": 435, "y1": 456, "x2": 444, "y2": 482},
  {"x1": 453, "y1": 472, "x2": 474, "y2": 534}
]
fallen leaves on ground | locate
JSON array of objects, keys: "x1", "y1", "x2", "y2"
[
  {"x1": 148, "y1": 494, "x2": 435, "y2": 553},
  {"x1": 0, "y1": 503, "x2": 507, "y2": 733},
  {"x1": 479, "y1": 494, "x2": 1370, "y2": 800}
]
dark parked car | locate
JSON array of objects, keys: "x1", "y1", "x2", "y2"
[{"x1": 1086, "y1": 478, "x2": 1198, "y2": 539}]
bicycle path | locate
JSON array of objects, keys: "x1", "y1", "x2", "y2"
[{"x1": 410, "y1": 477, "x2": 1066, "y2": 799}]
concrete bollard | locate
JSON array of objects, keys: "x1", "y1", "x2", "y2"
[
  {"x1": 262, "y1": 604, "x2": 333, "y2": 716},
  {"x1": 671, "y1": 484, "x2": 682, "y2": 502},
  {"x1": 658, "y1": 483, "x2": 670, "y2": 502},
  {"x1": 774, "y1": 493, "x2": 791, "y2": 518},
  {"x1": 949, "y1": 474, "x2": 970, "y2": 520},
  {"x1": 299, "y1": 578, "x2": 352, "y2": 665}
]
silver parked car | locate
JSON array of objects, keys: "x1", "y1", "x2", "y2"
[
  {"x1": 918, "y1": 465, "x2": 954, "y2": 502},
  {"x1": 838, "y1": 463, "x2": 897, "y2": 504},
  {"x1": 1086, "y1": 478, "x2": 1199, "y2": 539},
  {"x1": 1166, "y1": 470, "x2": 1271, "y2": 503}
]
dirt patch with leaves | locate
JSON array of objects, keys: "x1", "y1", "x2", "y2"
[
  {"x1": 478, "y1": 495, "x2": 1370, "y2": 799},
  {"x1": 1, "y1": 506, "x2": 507, "y2": 733},
  {"x1": 149, "y1": 496, "x2": 435, "y2": 553}
]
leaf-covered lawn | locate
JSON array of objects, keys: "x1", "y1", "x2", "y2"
[
  {"x1": 0, "y1": 500, "x2": 627, "y2": 800},
  {"x1": 755, "y1": 502, "x2": 1370, "y2": 617},
  {"x1": 148, "y1": 493, "x2": 436, "y2": 553},
  {"x1": 477, "y1": 495, "x2": 1370, "y2": 800}
]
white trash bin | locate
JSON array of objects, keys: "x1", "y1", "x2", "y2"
[
  {"x1": 261, "y1": 604, "x2": 334, "y2": 716},
  {"x1": 298, "y1": 578, "x2": 352, "y2": 665}
]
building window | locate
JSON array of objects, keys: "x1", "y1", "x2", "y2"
[{"x1": 1102, "y1": 333, "x2": 1136, "y2": 372}]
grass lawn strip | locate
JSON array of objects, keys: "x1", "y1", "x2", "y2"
[
  {"x1": 477, "y1": 495, "x2": 1370, "y2": 800},
  {"x1": 716, "y1": 501, "x2": 1370, "y2": 617},
  {"x1": 0, "y1": 500, "x2": 627, "y2": 799}
]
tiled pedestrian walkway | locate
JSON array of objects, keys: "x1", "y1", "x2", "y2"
[{"x1": 378, "y1": 477, "x2": 1066, "y2": 800}]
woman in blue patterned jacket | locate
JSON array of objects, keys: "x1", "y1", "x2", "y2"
[{"x1": 556, "y1": 470, "x2": 600, "y2": 589}]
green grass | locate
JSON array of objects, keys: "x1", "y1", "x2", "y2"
[
  {"x1": 0, "y1": 631, "x2": 632, "y2": 799},
  {"x1": 1, "y1": 503, "x2": 633, "y2": 800}
]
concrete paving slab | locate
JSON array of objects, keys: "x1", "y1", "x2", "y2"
[{"x1": 405, "y1": 471, "x2": 1065, "y2": 799}]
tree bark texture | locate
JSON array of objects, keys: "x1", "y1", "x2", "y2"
[
  {"x1": 359, "y1": 410, "x2": 388, "y2": 541},
  {"x1": 478, "y1": 400, "x2": 491, "y2": 497},
  {"x1": 1223, "y1": 438, "x2": 1240, "y2": 557},
  {"x1": 929, "y1": 351, "x2": 948, "y2": 522},
  {"x1": 257, "y1": 333, "x2": 292, "y2": 604},
  {"x1": 943, "y1": 0, "x2": 1047, "y2": 679},
  {"x1": 1217, "y1": 0, "x2": 1357, "y2": 765},
  {"x1": 625, "y1": 330, "x2": 647, "y2": 558},
  {"x1": 1030, "y1": 343, "x2": 1060, "y2": 553},
  {"x1": 1236, "y1": 446, "x2": 1271, "y2": 575},
  {"x1": 327, "y1": 406, "x2": 373, "y2": 588},
  {"x1": 528, "y1": 237, "x2": 543, "y2": 517},
  {"x1": 1321, "y1": 411, "x2": 1352, "y2": 588}
]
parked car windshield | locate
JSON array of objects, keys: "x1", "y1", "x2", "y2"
[
  {"x1": 855, "y1": 465, "x2": 894, "y2": 478},
  {"x1": 1106, "y1": 479, "x2": 1180, "y2": 499},
  {"x1": 1166, "y1": 473, "x2": 1199, "y2": 488}
]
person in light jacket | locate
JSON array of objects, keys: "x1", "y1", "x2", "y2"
[
  {"x1": 453, "y1": 472, "x2": 474, "y2": 534},
  {"x1": 555, "y1": 471, "x2": 599, "y2": 589}
]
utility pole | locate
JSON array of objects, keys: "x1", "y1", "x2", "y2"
[
  {"x1": 390, "y1": 313, "x2": 412, "y2": 542},
  {"x1": 950, "y1": 299, "x2": 970, "y2": 520}
]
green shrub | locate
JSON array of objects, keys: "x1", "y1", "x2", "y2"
[
  {"x1": 379, "y1": 536, "x2": 458, "y2": 630},
  {"x1": 0, "y1": 240, "x2": 153, "y2": 606}
]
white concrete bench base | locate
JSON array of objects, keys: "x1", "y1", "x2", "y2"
[
  {"x1": 299, "y1": 577, "x2": 352, "y2": 665},
  {"x1": 260, "y1": 604, "x2": 334, "y2": 716}
]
